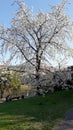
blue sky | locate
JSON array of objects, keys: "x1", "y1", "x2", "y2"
[
  {"x1": 0, "y1": 0, "x2": 73, "y2": 26},
  {"x1": 0, "y1": 0, "x2": 73, "y2": 66}
]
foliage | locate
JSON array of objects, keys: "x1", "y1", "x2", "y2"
[
  {"x1": 8, "y1": 71, "x2": 21, "y2": 89},
  {"x1": 0, "y1": 70, "x2": 21, "y2": 98}
]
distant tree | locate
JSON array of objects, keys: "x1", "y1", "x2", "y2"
[
  {"x1": 0, "y1": 74, "x2": 7, "y2": 98},
  {"x1": 0, "y1": 0, "x2": 73, "y2": 94},
  {"x1": 0, "y1": 70, "x2": 20, "y2": 98},
  {"x1": 9, "y1": 71, "x2": 21, "y2": 89},
  {"x1": 52, "y1": 54, "x2": 69, "y2": 82}
]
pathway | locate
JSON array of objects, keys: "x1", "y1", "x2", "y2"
[{"x1": 53, "y1": 108, "x2": 73, "y2": 130}]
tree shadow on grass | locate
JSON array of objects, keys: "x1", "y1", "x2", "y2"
[{"x1": 0, "y1": 112, "x2": 52, "y2": 130}]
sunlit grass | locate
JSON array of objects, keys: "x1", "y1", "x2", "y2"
[{"x1": 0, "y1": 90, "x2": 73, "y2": 129}]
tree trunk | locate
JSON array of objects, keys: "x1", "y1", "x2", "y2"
[
  {"x1": 36, "y1": 69, "x2": 41, "y2": 95},
  {"x1": 35, "y1": 53, "x2": 41, "y2": 95}
]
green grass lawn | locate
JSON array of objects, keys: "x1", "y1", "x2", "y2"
[{"x1": 0, "y1": 90, "x2": 73, "y2": 130}]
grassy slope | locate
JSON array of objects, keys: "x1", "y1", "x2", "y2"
[{"x1": 0, "y1": 90, "x2": 73, "y2": 130}]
